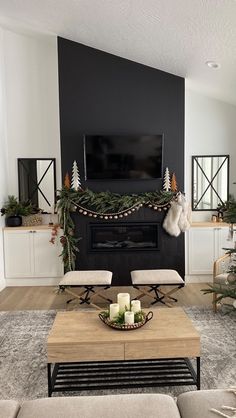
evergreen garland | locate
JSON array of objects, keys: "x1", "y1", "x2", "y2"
[{"x1": 56, "y1": 187, "x2": 176, "y2": 272}]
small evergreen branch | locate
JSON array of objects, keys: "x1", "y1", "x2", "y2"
[{"x1": 101, "y1": 309, "x2": 146, "y2": 324}]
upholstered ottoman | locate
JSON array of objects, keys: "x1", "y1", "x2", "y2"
[
  {"x1": 59, "y1": 270, "x2": 113, "y2": 309},
  {"x1": 131, "y1": 269, "x2": 184, "y2": 307}
]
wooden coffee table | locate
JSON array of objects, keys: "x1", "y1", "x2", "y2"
[{"x1": 47, "y1": 307, "x2": 200, "y2": 396}]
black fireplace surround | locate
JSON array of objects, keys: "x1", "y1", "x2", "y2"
[
  {"x1": 58, "y1": 37, "x2": 185, "y2": 285},
  {"x1": 89, "y1": 223, "x2": 159, "y2": 252}
]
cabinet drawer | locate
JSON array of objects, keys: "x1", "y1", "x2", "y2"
[
  {"x1": 48, "y1": 343, "x2": 125, "y2": 363},
  {"x1": 125, "y1": 340, "x2": 200, "y2": 360}
]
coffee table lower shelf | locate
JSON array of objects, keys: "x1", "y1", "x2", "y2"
[{"x1": 47, "y1": 357, "x2": 200, "y2": 396}]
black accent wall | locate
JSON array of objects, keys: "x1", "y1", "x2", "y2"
[{"x1": 58, "y1": 37, "x2": 185, "y2": 285}]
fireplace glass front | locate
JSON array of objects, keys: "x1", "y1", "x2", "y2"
[{"x1": 89, "y1": 223, "x2": 159, "y2": 252}]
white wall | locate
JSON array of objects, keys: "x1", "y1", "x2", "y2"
[
  {"x1": 3, "y1": 29, "x2": 61, "y2": 195},
  {"x1": 0, "y1": 27, "x2": 61, "y2": 287},
  {"x1": 0, "y1": 28, "x2": 8, "y2": 290},
  {"x1": 185, "y1": 89, "x2": 236, "y2": 221}
]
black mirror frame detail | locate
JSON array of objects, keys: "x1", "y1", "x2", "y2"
[
  {"x1": 18, "y1": 158, "x2": 56, "y2": 213},
  {"x1": 191, "y1": 155, "x2": 230, "y2": 211}
]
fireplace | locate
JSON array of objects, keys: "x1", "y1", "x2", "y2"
[{"x1": 89, "y1": 222, "x2": 159, "y2": 252}]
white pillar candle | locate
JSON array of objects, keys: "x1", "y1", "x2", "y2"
[
  {"x1": 124, "y1": 311, "x2": 134, "y2": 325},
  {"x1": 109, "y1": 303, "x2": 119, "y2": 321},
  {"x1": 131, "y1": 300, "x2": 141, "y2": 313},
  {"x1": 117, "y1": 293, "x2": 130, "y2": 312}
]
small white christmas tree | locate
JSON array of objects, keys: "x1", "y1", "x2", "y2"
[
  {"x1": 71, "y1": 160, "x2": 82, "y2": 191},
  {"x1": 163, "y1": 167, "x2": 171, "y2": 191}
]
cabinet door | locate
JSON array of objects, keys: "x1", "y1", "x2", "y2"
[
  {"x1": 188, "y1": 228, "x2": 215, "y2": 274},
  {"x1": 33, "y1": 230, "x2": 63, "y2": 277},
  {"x1": 4, "y1": 230, "x2": 33, "y2": 278}
]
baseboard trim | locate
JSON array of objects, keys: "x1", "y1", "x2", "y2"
[
  {"x1": 185, "y1": 275, "x2": 213, "y2": 283},
  {"x1": 5, "y1": 278, "x2": 61, "y2": 287},
  {"x1": 0, "y1": 283, "x2": 6, "y2": 292}
]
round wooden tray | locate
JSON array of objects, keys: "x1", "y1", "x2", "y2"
[{"x1": 98, "y1": 311, "x2": 153, "y2": 331}]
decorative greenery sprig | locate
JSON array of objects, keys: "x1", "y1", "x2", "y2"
[
  {"x1": 100, "y1": 309, "x2": 146, "y2": 324},
  {"x1": 202, "y1": 284, "x2": 236, "y2": 307},
  {"x1": 56, "y1": 188, "x2": 82, "y2": 271}
]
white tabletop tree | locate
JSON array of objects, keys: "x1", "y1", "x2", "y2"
[
  {"x1": 163, "y1": 167, "x2": 171, "y2": 191},
  {"x1": 71, "y1": 160, "x2": 82, "y2": 191}
]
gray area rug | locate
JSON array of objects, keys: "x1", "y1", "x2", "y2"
[{"x1": 0, "y1": 307, "x2": 235, "y2": 402}]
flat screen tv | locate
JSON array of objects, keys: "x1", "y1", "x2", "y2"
[{"x1": 83, "y1": 134, "x2": 163, "y2": 180}]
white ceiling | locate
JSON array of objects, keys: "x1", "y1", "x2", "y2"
[{"x1": 0, "y1": 0, "x2": 236, "y2": 105}]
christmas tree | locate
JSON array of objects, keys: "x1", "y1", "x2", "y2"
[
  {"x1": 202, "y1": 248, "x2": 236, "y2": 311},
  {"x1": 202, "y1": 232, "x2": 236, "y2": 311},
  {"x1": 64, "y1": 172, "x2": 70, "y2": 189},
  {"x1": 171, "y1": 173, "x2": 178, "y2": 192},
  {"x1": 71, "y1": 161, "x2": 82, "y2": 191},
  {"x1": 202, "y1": 184, "x2": 236, "y2": 311},
  {"x1": 223, "y1": 195, "x2": 236, "y2": 224},
  {"x1": 163, "y1": 167, "x2": 171, "y2": 191}
]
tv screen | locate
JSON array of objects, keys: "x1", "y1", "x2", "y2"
[{"x1": 84, "y1": 134, "x2": 163, "y2": 180}]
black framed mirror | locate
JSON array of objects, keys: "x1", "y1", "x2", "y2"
[
  {"x1": 192, "y1": 155, "x2": 229, "y2": 211},
  {"x1": 18, "y1": 158, "x2": 56, "y2": 213}
]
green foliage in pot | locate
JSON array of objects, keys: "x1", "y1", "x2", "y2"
[
  {"x1": 0, "y1": 195, "x2": 40, "y2": 217},
  {"x1": 223, "y1": 196, "x2": 236, "y2": 224},
  {"x1": 217, "y1": 186, "x2": 236, "y2": 224}
]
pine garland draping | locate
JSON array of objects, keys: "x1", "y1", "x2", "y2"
[{"x1": 56, "y1": 187, "x2": 176, "y2": 272}]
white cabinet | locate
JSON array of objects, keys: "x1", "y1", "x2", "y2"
[
  {"x1": 187, "y1": 225, "x2": 233, "y2": 275},
  {"x1": 4, "y1": 227, "x2": 63, "y2": 279}
]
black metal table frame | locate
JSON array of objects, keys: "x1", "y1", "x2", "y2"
[{"x1": 47, "y1": 357, "x2": 200, "y2": 397}]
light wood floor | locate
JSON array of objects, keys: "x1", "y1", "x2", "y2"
[{"x1": 0, "y1": 284, "x2": 212, "y2": 311}]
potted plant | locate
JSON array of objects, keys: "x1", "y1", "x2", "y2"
[{"x1": 1, "y1": 195, "x2": 38, "y2": 227}]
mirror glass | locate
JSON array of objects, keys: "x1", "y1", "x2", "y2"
[
  {"x1": 192, "y1": 155, "x2": 229, "y2": 210},
  {"x1": 18, "y1": 158, "x2": 56, "y2": 213}
]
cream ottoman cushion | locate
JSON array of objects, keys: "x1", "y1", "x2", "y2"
[
  {"x1": 131, "y1": 269, "x2": 184, "y2": 285},
  {"x1": 59, "y1": 270, "x2": 112, "y2": 286}
]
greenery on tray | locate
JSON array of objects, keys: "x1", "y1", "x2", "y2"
[
  {"x1": 100, "y1": 309, "x2": 146, "y2": 324},
  {"x1": 0, "y1": 195, "x2": 40, "y2": 217},
  {"x1": 56, "y1": 186, "x2": 175, "y2": 272}
]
